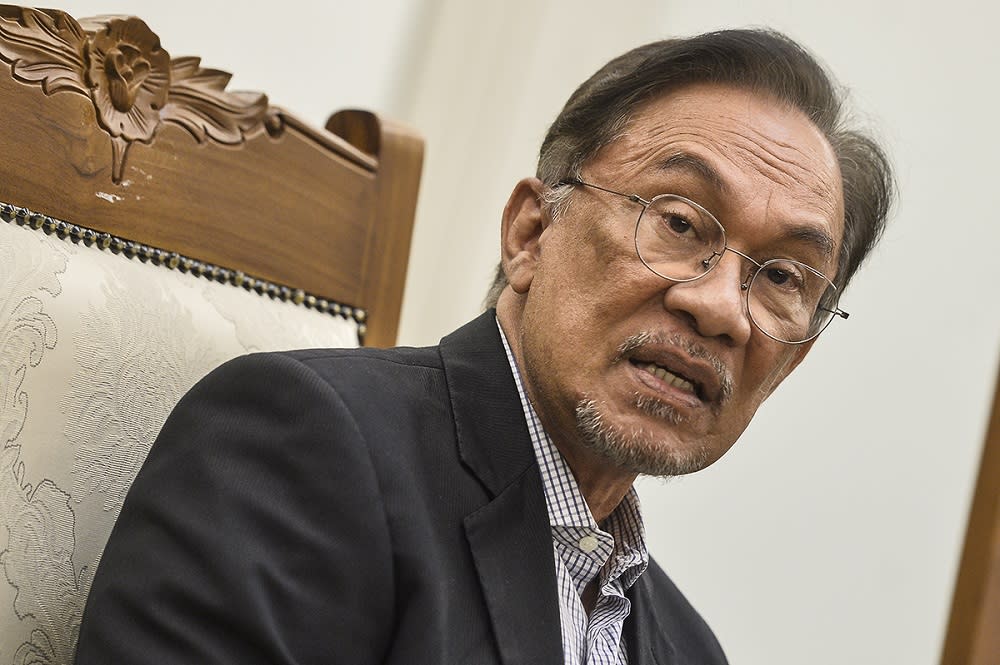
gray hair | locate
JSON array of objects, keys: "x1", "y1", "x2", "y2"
[{"x1": 485, "y1": 28, "x2": 894, "y2": 308}]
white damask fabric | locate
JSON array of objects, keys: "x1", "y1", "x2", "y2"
[{"x1": 0, "y1": 218, "x2": 359, "y2": 665}]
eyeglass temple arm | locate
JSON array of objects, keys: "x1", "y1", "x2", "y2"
[
  {"x1": 820, "y1": 306, "x2": 850, "y2": 320},
  {"x1": 558, "y1": 178, "x2": 650, "y2": 205}
]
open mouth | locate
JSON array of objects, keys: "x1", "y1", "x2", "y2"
[
  {"x1": 630, "y1": 359, "x2": 704, "y2": 400},
  {"x1": 615, "y1": 331, "x2": 731, "y2": 407}
]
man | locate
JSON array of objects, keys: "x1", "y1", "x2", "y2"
[{"x1": 75, "y1": 29, "x2": 892, "y2": 665}]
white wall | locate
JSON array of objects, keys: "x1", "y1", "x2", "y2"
[{"x1": 43, "y1": 1, "x2": 1000, "y2": 663}]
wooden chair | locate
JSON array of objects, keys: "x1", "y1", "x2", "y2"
[
  {"x1": 0, "y1": 5, "x2": 423, "y2": 664},
  {"x1": 941, "y1": 365, "x2": 1000, "y2": 664}
]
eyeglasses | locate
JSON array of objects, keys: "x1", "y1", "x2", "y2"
[{"x1": 562, "y1": 178, "x2": 849, "y2": 345}]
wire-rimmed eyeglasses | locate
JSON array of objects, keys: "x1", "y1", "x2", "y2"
[{"x1": 561, "y1": 178, "x2": 849, "y2": 345}]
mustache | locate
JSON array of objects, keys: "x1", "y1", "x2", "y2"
[{"x1": 614, "y1": 331, "x2": 734, "y2": 404}]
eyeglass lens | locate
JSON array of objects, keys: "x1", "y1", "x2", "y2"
[{"x1": 634, "y1": 194, "x2": 838, "y2": 343}]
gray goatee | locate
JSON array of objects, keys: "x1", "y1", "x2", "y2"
[{"x1": 573, "y1": 331, "x2": 732, "y2": 477}]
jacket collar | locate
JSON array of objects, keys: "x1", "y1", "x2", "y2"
[
  {"x1": 439, "y1": 311, "x2": 564, "y2": 665},
  {"x1": 439, "y1": 310, "x2": 538, "y2": 498}
]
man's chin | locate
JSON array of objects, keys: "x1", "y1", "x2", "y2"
[{"x1": 574, "y1": 398, "x2": 713, "y2": 478}]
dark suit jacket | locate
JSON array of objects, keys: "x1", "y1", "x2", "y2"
[{"x1": 75, "y1": 312, "x2": 728, "y2": 665}]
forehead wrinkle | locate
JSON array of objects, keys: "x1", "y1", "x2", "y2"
[
  {"x1": 656, "y1": 152, "x2": 731, "y2": 196},
  {"x1": 645, "y1": 106, "x2": 837, "y2": 196},
  {"x1": 601, "y1": 127, "x2": 736, "y2": 196},
  {"x1": 657, "y1": 125, "x2": 839, "y2": 226},
  {"x1": 604, "y1": 125, "x2": 682, "y2": 175},
  {"x1": 621, "y1": 117, "x2": 837, "y2": 208},
  {"x1": 713, "y1": 110, "x2": 839, "y2": 200},
  {"x1": 711, "y1": 123, "x2": 838, "y2": 209},
  {"x1": 604, "y1": 109, "x2": 842, "y2": 227}
]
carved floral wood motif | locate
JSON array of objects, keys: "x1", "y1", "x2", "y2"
[{"x1": 0, "y1": 5, "x2": 268, "y2": 182}]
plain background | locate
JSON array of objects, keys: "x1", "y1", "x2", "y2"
[{"x1": 44, "y1": 1, "x2": 1000, "y2": 662}]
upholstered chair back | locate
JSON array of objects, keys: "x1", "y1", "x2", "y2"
[{"x1": 1, "y1": 213, "x2": 360, "y2": 664}]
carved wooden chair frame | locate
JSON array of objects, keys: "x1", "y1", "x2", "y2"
[{"x1": 0, "y1": 4, "x2": 422, "y2": 347}]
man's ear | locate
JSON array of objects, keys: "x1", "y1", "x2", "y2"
[{"x1": 501, "y1": 177, "x2": 549, "y2": 294}]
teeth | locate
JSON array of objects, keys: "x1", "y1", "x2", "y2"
[{"x1": 644, "y1": 363, "x2": 696, "y2": 393}]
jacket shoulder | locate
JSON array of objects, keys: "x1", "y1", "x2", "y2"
[{"x1": 285, "y1": 344, "x2": 443, "y2": 371}]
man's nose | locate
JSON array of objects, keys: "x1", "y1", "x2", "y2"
[{"x1": 661, "y1": 251, "x2": 753, "y2": 346}]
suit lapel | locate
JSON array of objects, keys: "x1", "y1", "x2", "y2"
[
  {"x1": 463, "y1": 467, "x2": 563, "y2": 665},
  {"x1": 440, "y1": 312, "x2": 563, "y2": 665}
]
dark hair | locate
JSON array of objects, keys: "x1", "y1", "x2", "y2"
[{"x1": 485, "y1": 28, "x2": 893, "y2": 308}]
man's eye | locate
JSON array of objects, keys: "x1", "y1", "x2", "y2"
[
  {"x1": 666, "y1": 215, "x2": 692, "y2": 234},
  {"x1": 766, "y1": 267, "x2": 789, "y2": 284},
  {"x1": 764, "y1": 266, "x2": 804, "y2": 290}
]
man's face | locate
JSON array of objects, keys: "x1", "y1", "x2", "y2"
[{"x1": 502, "y1": 82, "x2": 844, "y2": 478}]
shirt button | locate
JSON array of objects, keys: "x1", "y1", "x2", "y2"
[{"x1": 578, "y1": 534, "x2": 600, "y2": 553}]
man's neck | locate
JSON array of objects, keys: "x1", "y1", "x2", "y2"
[
  {"x1": 496, "y1": 302, "x2": 638, "y2": 523},
  {"x1": 550, "y1": 439, "x2": 638, "y2": 523}
]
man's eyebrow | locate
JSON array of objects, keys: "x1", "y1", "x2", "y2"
[
  {"x1": 657, "y1": 152, "x2": 836, "y2": 261},
  {"x1": 657, "y1": 152, "x2": 731, "y2": 196},
  {"x1": 787, "y1": 225, "x2": 836, "y2": 260}
]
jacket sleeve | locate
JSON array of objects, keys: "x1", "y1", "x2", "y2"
[{"x1": 74, "y1": 352, "x2": 396, "y2": 665}]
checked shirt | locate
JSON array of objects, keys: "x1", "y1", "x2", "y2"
[{"x1": 498, "y1": 322, "x2": 649, "y2": 665}]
